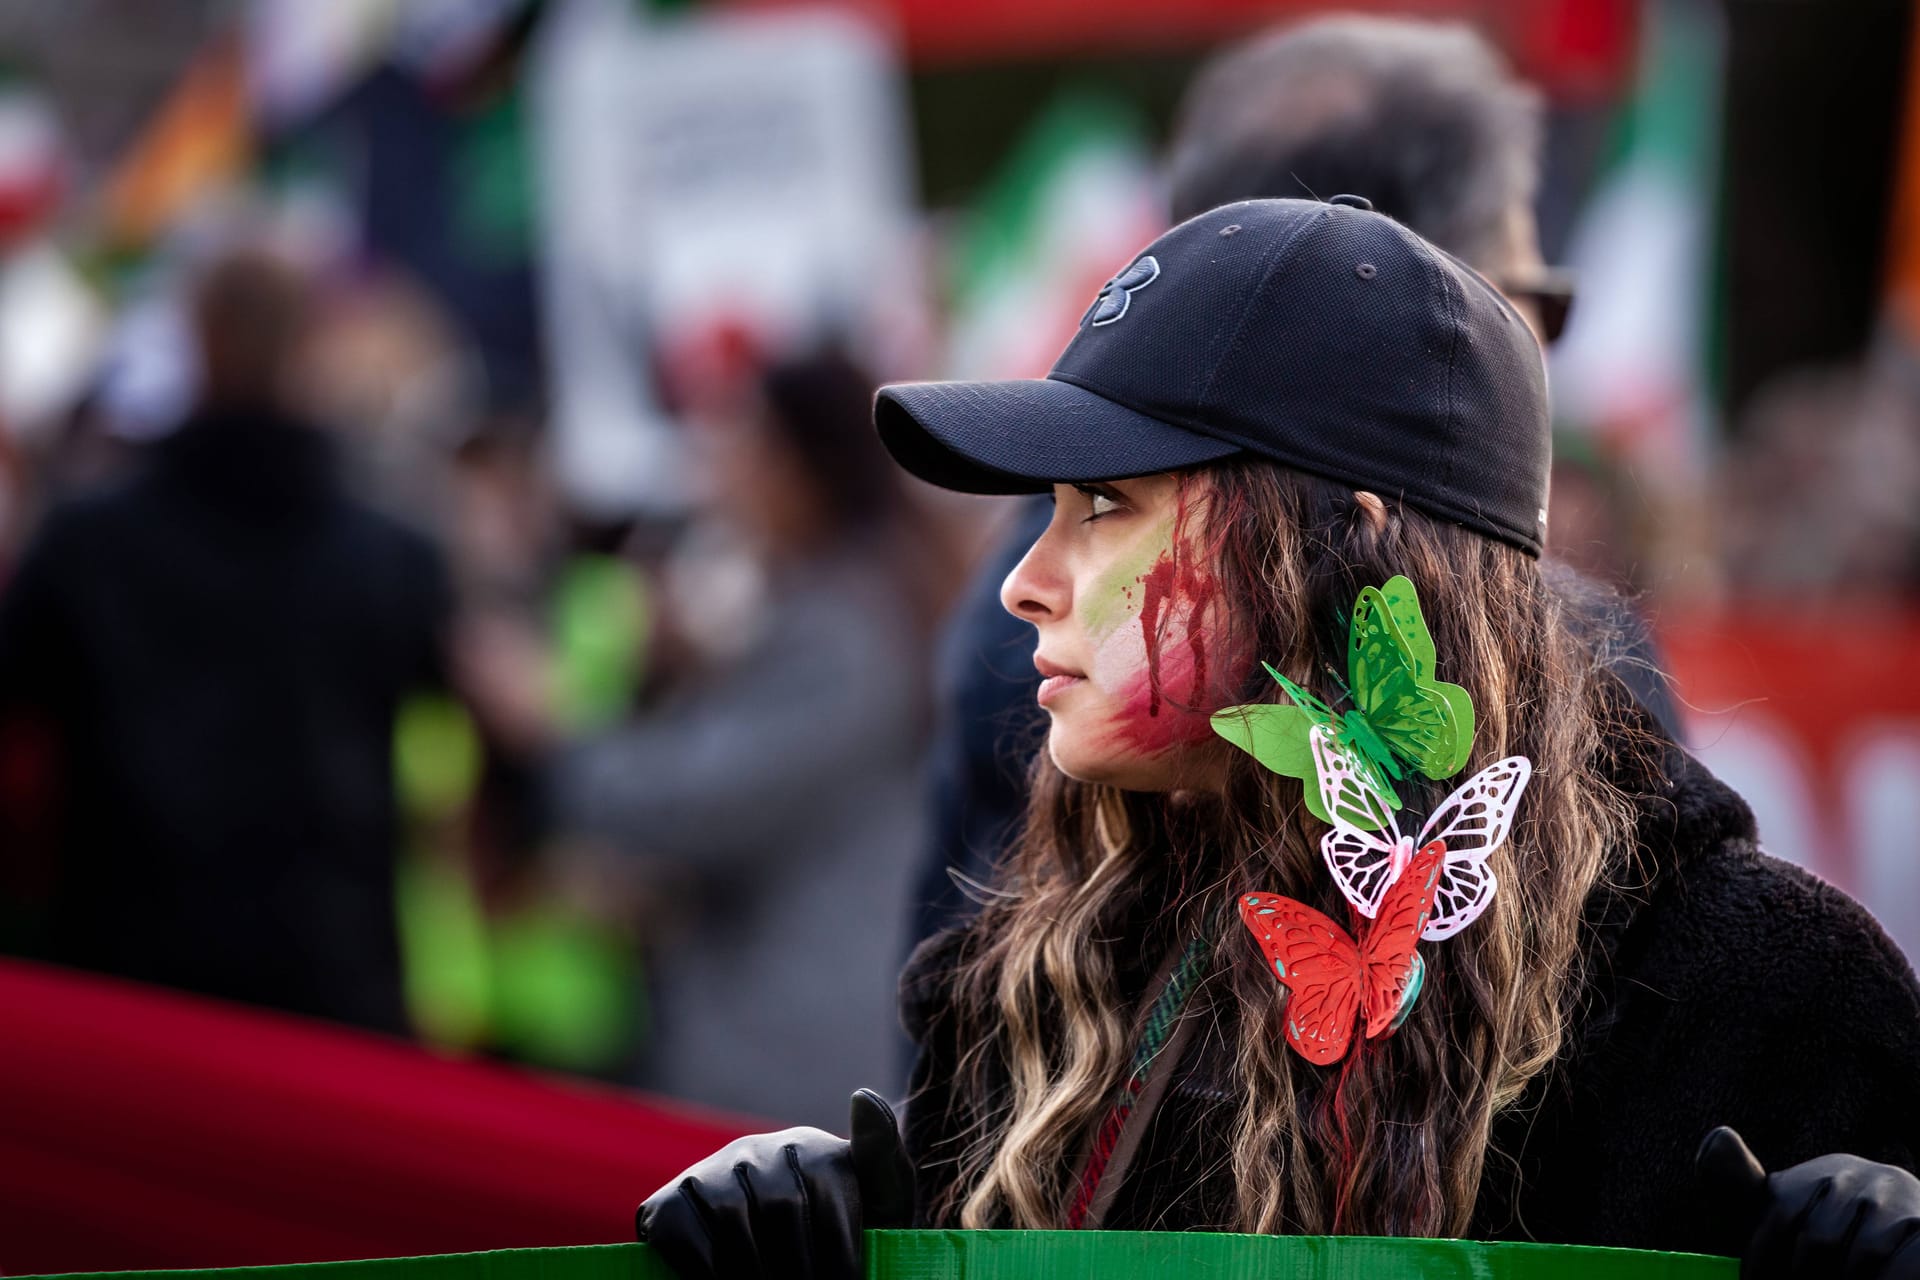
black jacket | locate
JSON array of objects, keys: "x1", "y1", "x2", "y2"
[
  {"x1": 900, "y1": 717, "x2": 1920, "y2": 1252},
  {"x1": 0, "y1": 410, "x2": 450, "y2": 1033}
]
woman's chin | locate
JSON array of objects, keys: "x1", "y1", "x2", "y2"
[
  {"x1": 1046, "y1": 713, "x2": 1235, "y2": 793},
  {"x1": 1046, "y1": 726, "x2": 1179, "y2": 792}
]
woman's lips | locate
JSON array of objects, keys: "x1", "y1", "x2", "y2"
[
  {"x1": 1034, "y1": 656, "x2": 1085, "y2": 707},
  {"x1": 1037, "y1": 673, "x2": 1085, "y2": 706}
]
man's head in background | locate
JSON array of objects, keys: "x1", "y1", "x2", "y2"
[
  {"x1": 190, "y1": 247, "x2": 320, "y2": 415},
  {"x1": 1166, "y1": 13, "x2": 1568, "y2": 342}
]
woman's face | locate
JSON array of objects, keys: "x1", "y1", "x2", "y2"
[{"x1": 1000, "y1": 473, "x2": 1250, "y2": 791}]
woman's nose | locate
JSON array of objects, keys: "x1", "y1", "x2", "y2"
[{"x1": 1000, "y1": 533, "x2": 1067, "y2": 625}]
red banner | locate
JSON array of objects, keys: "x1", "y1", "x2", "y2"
[
  {"x1": 732, "y1": 0, "x2": 1636, "y2": 95},
  {"x1": 0, "y1": 961, "x2": 755, "y2": 1276},
  {"x1": 1662, "y1": 607, "x2": 1920, "y2": 962}
]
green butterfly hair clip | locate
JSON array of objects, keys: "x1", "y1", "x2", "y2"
[{"x1": 1210, "y1": 575, "x2": 1476, "y2": 829}]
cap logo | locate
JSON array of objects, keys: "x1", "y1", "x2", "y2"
[{"x1": 1087, "y1": 255, "x2": 1160, "y2": 326}]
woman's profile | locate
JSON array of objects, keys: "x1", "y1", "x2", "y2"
[{"x1": 636, "y1": 198, "x2": 1920, "y2": 1279}]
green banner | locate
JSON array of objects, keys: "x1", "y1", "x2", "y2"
[
  {"x1": 23, "y1": 1233, "x2": 1737, "y2": 1280},
  {"x1": 870, "y1": 1231, "x2": 1737, "y2": 1277}
]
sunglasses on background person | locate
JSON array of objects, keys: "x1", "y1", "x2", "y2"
[{"x1": 1494, "y1": 268, "x2": 1577, "y2": 345}]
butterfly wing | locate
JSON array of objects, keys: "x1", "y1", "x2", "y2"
[
  {"x1": 1240, "y1": 665, "x2": 1398, "y2": 828},
  {"x1": 1312, "y1": 725, "x2": 1403, "y2": 913},
  {"x1": 1349, "y1": 580, "x2": 1473, "y2": 780},
  {"x1": 1425, "y1": 859, "x2": 1497, "y2": 944},
  {"x1": 1347, "y1": 585, "x2": 1421, "y2": 717},
  {"x1": 1239, "y1": 892, "x2": 1364, "y2": 1066},
  {"x1": 1426, "y1": 681, "x2": 1476, "y2": 778},
  {"x1": 1360, "y1": 842, "x2": 1444, "y2": 1039},
  {"x1": 1370, "y1": 577, "x2": 1436, "y2": 677},
  {"x1": 1211, "y1": 702, "x2": 1316, "y2": 782},
  {"x1": 1414, "y1": 756, "x2": 1533, "y2": 940},
  {"x1": 1356, "y1": 668, "x2": 1460, "y2": 777}
]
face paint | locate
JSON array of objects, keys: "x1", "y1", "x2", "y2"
[
  {"x1": 1088, "y1": 484, "x2": 1244, "y2": 756},
  {"x1": 1006, "y1": 472, "x2": 1253, "y2": 792},
  {"x1": 1079, "y1": 512, "x2": 1175, "y2": 642},
  {"x1": 1105, "y1": 548, "x2": 1226, "y2": 752}
]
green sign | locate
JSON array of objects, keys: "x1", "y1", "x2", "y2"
[{"x1": 24, "y1": 1233, "x2": 1737, "y2": 1280}]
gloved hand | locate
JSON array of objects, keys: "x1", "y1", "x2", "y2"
[
  {"x1": 635, "y1": 1088, "x2": 915, "y2": 1280},
  {"x1": 1697, "y1": 1125, "x2": 1920, "y2": 1279}
]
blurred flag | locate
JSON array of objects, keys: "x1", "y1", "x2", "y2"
[
  {"x1": 101, "y1": 34, "x2": 252, "y2": 248},
  {"x1": 942, "y1": 92, "x2": 1161, "y2": 380},
  {"x1": 0, "y1": 78, "x2": 65, "y2": 250},
  {"x1": 1549, "y1": 0, "x2": 1724, "y2": 483}
]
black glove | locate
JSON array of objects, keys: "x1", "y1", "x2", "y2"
[
  {"x1": 635, "y1": 1088, "x2": 915, "y2": 1280},
  {"x1": 1697, "y1": 1125, "x2": 1920, "y2": 1279}
]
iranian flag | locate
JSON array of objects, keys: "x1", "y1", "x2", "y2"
[
  {"x1": 1549, "y1": 0, "x2": 1724, "y2": 485},
  {"x1": 941, "y1": 92, "x2": 1162, "y2": 380}
]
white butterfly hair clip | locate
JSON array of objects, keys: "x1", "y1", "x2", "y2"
[{"x1": 1310, "y1": 724, "x2": 1532, "y2": 941}]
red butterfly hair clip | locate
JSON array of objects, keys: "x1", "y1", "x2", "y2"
[{"x1": 1238, "y1": 842, "x2": 1443, "y2": 1066}]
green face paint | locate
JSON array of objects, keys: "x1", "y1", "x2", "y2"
[{"x1": 1079, "y1": 513, "x2": 1175, "y2": 641}]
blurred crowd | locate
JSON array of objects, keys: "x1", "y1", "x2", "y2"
[{"x1": 0, "y1": 0, "x2": 1917, "y2": 1130}]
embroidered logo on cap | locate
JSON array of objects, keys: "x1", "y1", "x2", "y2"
[{"x1": 1087, "y1": 255, "x2": 1160, "y2": 326}]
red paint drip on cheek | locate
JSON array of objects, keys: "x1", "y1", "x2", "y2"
[
  {"x1": 1137, "y1": 557, "x2": 1176, "y2": 718},
  {"x1": 1173, "y1": 465, "x2": 1212, "y2": 703},
  {"x1": 1112, "y1": 644, "x2": 1213, "y2": 753},
  {"x1": 1187, "y1": 577, "x2": 1214, "y2": 700},
  {"x1": 1110, "y1": 539, "x2": 1230, "y2": 755}
]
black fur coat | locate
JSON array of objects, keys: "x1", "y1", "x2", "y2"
[{"x1": 900, "y1": 720, "x2": 1920, "y2": 1252}]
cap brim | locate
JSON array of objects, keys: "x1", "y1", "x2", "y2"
[{"x1": 875, "y1": 376, "x2": 1243, "y2": 495}]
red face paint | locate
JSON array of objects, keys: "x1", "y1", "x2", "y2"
[{"x1": 1107, "y1": 539, "x2": 1238, "y2": 755}]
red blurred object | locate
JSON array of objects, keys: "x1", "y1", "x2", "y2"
[
  {"x1": 740, "y1": 0, "x2": 1636, "y2": 98},
  {"x1": 1661, "y1": 605, "x2": 1920, "y2": 895},
  {"x1": 0, "y1": 165, "x2": 62, "y2": 251},
  {"x1": 0, "y1": 960, "x2": 757, "y2": 1275}
]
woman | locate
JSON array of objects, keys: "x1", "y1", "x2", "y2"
[{"x1": 635, "y1": 199, "x2": 1920, "y2": 1276}]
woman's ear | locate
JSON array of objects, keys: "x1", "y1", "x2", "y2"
[{"x1": 1353, "y1": 491, "x2": 1390, "y2": 536}]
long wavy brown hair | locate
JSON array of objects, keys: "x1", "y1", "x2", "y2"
[{"x1": 924, "y1": 461, "x2": 1658, "y2": 1237}]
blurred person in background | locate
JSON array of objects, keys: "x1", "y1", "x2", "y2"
[
  {"x1": 1719, "y1": 362, "x2": 1920, "y2": 596},
  {"x1": 463, "y1": 345, "x2": 932, "y2": 1127},
  {"x1": 0, "y1": 246, "x2": 452, "y2": 1035},
  {"x1": 1164, "y1": 14, "x2": 1560, "y2": 330},
  {"x1": 909, "y1": 13, "x2": 1678, "y2": 956}
]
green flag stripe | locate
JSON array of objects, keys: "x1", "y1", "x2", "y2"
[{"x1": 20, "y1": 1233, "x2": 1736, "y2": 1280}]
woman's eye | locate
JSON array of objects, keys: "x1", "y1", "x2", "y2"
[{"x1": 1073, "y1": 485, "x2": 1123, "y2": 521}]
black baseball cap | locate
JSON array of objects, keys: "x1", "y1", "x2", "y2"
[{"x1": 875, "y1": 196, "x2": 1551, "y2": 556}]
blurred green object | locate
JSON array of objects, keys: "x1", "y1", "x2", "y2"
[
  {"x1": 15, "y1": 1233, "x2": 1737, "y2": 1280},
  {"x1": 395, "y1": 848, "x2": 494, "y2": 1051},
  {"x1": 949, "y1": 89, "x2": 1148, "y2": 298},
  {"x1": 551, "y1": 554, "x2": 652, "y2": 733},
  {"x1": 396, "y1": 828, "x2": 640, "y2": 1071},
  {"x1": 395, "y1": 695, "x2": 484, "y2": 822},
  {"x1": 393, "y1": 673, "x2": 642, "y2": 1072},
  {"x1": 394, "y1": 696, "x2": 493, "y2": 1049},
  {"x1": 451, "y1": 87, "x2": 535, "y2": 269},
  {"x1": 490, "y1": 897, "x2": 639, "y2": 1074}
]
